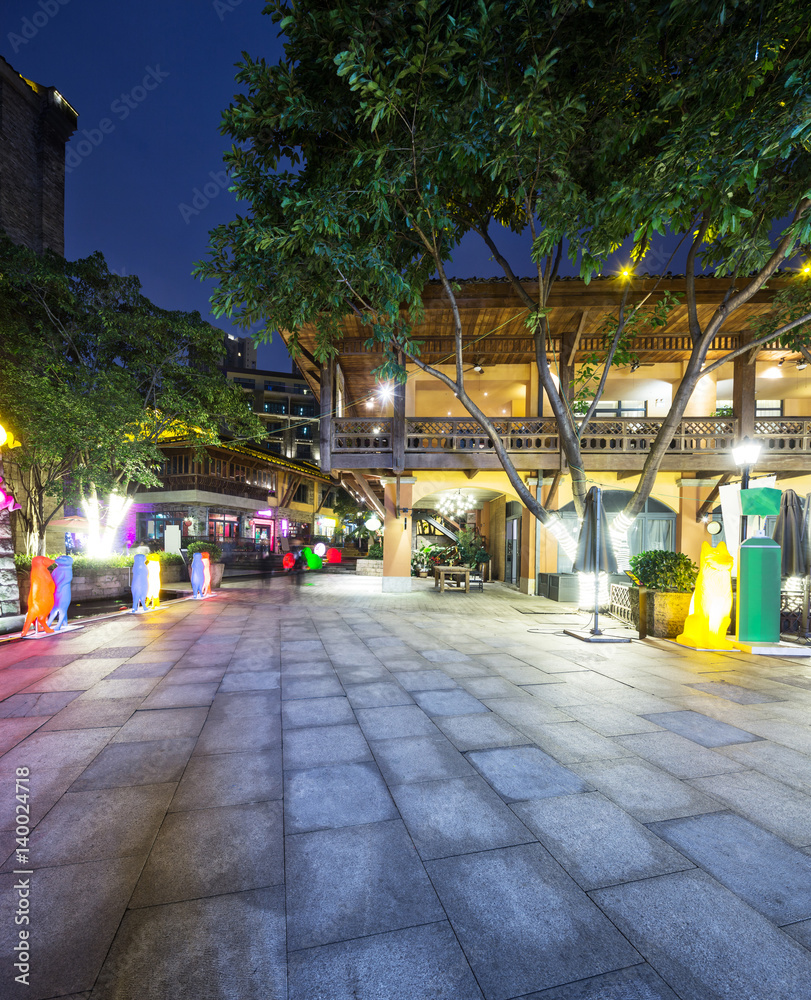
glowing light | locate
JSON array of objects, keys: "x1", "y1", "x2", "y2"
[
  {"x1": 0, "y1": 425, "x2": 6, "y2": 447},
  {"x1": 609, "y1": 511, "x2": 634, "y2": 570},
  {"x1": 377, "y1": 383, "x2": 393, "y2": 403},
  {"x1": 373, "y1": 426, "x2": 381, "y2": 434},
  {"x1": 82, "y1": 492, "x2": 133, "y2": 558},
  {"x1": 283, "y1": 552, "x2": 295, "y2": 570},
  {"x1": 732, "y1": 438, "x2": 762, "y2": 467},
  {"x1": 676, "y1": 541, "x2": 735, "y2": 650},
  {"x1": 366, "y1": 399, "x2": 374, "y2": 409},
  {"x1": 326, "y1": 547, "x2": 342, "y2": 564},
  {"x1": 620, "y1": 266, "x2": 633, "y2": 280},
  {"x1": 314, "y1": 542, "x2": 326, "y2": 557},
  {"x1": 365, "y1": 515, "x2": 382, "y2": 532},
  {"x1": 760, "y1": 366, "x2": 783, "y2": 379},
  {"x1": 303, "y1": 547, "x2": 323, "y2": 570},
  {"x1": 578, "y1": 572, "x2": 610, "y2": 609},
  {"x1": 801, "y1": 262, "x2": 811, "y2": 276},
  {"x1": 546, "y1": 515, "x2": 577, "y2": 561},
  {"x1": 146, "y1": 558, "x2": 161, "y2": 609},
  {"x1": 436, "y1": 491, "x2": 473, "y2": 520}
]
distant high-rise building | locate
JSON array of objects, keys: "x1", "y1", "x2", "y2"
[
  {"x1": 0, "y1": 55, "x2": 77, "y2": 255},
  {"x1": 223, "y1": 333, "x2": 257, "y2": 370}
]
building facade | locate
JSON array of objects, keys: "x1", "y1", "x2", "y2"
[
  {"x1": 300, "y1": 277, "x2": 811, "y2": 593},
  {"x1": 0, "y1": 55, "x2": 77, "y2": 255}
]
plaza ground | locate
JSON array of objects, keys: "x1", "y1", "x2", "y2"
[{"x1": 2, "y1": 574, "x2": 811, "y2": 999}]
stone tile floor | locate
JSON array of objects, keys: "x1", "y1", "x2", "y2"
[{"x1": 2, "y1": 574, "x2": 811, "y2": 997}]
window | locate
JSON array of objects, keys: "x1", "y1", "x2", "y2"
[
  {"x1": 233, "y1": 378, "x2": 255, "y2": 389},
  {"x1": 592, "y1": 400, "x2": 647, "y2": 418},
  {"x1": 264, "y1": 401, "x2": 288, "y2": 415},
  {"x1": 296, "y1": 444, "x2": 312, "y2": 459},
  {"x1": 265, "y1": 381, "x2": 290, "y2": 392},
  {"x1": 295, "y1": 424, "x2": 312, "y2": 439},
  {"x1": 292, "y1": 403, "x2": 315, "y2": 417},
  {"x1": 293, "y1": 483, "x2": 311, "y2": 505},
  {"x1": 756, "y1": 399, "x2": 783, "y2": 418}
]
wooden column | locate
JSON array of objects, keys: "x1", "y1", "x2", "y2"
[
  {"x1": 319, "y1": 360, "x2": 333, "y2": 473},
  {"x1": 733, "y1": 334, "x2": 756, "y2": 437},
  {"x1": 392, "y1": 357, "x2": 405, "y2": 473}
]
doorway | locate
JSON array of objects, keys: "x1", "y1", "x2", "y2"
[{"x1": 505, "y1": 502, "x2": 521, "y2": 586}]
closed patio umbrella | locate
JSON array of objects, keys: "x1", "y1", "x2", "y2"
[
  {"x1": 773, "y1": 488, "x2": 806, "y2": 578},
  {"x1": 573, "y1": 486, "x2": 618, "y2": 575}
]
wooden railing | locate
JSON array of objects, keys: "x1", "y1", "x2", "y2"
[
  {"x1": 144, "y1": 474, "x2": 270, "y2": 502},
  {"x1": 330, "y1": 415, "x2": 811, "y2": 462}
]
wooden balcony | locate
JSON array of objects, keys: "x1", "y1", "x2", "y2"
[
  {"x1": 329, "y1": 417, "x2": 811, "y2": 472},
  {"x1": 142, "y1": 474, "x2": 271, "y2": 502}
]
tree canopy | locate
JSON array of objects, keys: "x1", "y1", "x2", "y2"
[
  {"x1": 198, "y1": 0, "x2": 811, "y2": 534},
  {"x1": 0, "y1": 234, "x2": 266, "y2": 552}
]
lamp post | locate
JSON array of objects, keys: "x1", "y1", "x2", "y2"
[{"x1": 731, "y1": 436, "x2": 762, "y2": 541}]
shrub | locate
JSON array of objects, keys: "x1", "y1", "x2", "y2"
[
  {"x1": 146, "y1": 550, "x2": 184, "y2": 564},
  {"x1": 15, "y1": 553, "x2": 134, "y2": 570},
  {"x1": 187, "y1": 541, "x2": 223, "y2": 561},
  {"x1": 628, "y1": 550, "x2": 698, "y2": 593},
  {"x1": 365, "y1": 542, "x2": 384, "y2": 559}
]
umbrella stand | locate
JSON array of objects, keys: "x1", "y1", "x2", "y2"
[{"x1": 564, "y1": 487, "x2": 631, "y2": 645}]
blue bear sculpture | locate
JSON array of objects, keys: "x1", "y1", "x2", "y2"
[
  {"x1": 190, "y1": 551, "x2": 205, "y2": 599},
  {"x1": 131, "y1": 553, "x2": 149, "y2": 613},
  {"x1": 46, "y1": 555, "x2": 74, "y2": 631}
]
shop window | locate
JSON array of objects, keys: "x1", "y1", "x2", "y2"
[
  {"x1": 592, "y1": 400, "x2": 647, "y2": 418},
  {"x1": 756, "y1": 399, "x2": 783, "y2": 418}
]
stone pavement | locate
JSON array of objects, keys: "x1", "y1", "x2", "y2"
[{"x1": 2, "y1": 574, "x2": 811, "y2": 999}]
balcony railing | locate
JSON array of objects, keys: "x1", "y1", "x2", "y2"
[
  {"x1": 330, "y1": 415, "x2": 811, "y2": 464},
  {"x1": 143, "y1": 474, "x2": 270, "y2": 502}
]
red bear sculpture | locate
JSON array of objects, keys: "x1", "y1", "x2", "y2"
[{"x1": 21, "y1": 556, "x2": 56, "y2": 637}]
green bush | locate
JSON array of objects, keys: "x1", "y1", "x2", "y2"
[
  {"x1": 186, "y1": 541, "x2": 223, "y2": 561},
  {"x1": 146, "y1": 550, "x2": 184, "y2": 564},
  {"x1": 15, "y1": 553, "x2": 134, "y2": 570},
  {"x1": 365, "y1": 542, "x2": 384, "y2": 559},
  {"x1": 628, "y1": 550, "x2": 698, "y2": 593}
]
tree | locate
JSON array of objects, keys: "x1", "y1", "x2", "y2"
[
  {"x1": 197, "y1": 0, "x2": 811, "y2": 551},
  {"x1": 0, "y1": 235, "x2": 266, "y2": 554}
]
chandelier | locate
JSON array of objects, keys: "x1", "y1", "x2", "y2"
[{"x1": 436, "y1": 491, "x2": 473, "y2": 520}]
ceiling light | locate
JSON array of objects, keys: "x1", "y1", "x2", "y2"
[
  {"x1": 366, "y1": 399, "x2": 374, "y2": 408},
  {"x1": 483, "y1": 392, "x2": 488, "y2": 397},
  {"x1": 760, "y1": 366, "x2": 782, "y2": 379},
  {"x1": 798, "y1": 360, "x2": 808, "y2": 371},
  {"x1": 778, "y1": 358, "x2": 785, "y2": 367},
  {"x1": 630, "y1": 360, "x2": 640, "y2": 372},
  {"x1": 377, "y1": 383, "x2": 393, "y2": 402}
]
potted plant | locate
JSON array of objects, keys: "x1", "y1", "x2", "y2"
[
  {"x1": 628, "y1": 550, "x2": 698, "y2": 638},
  {"x1": 186, "y1": 541, "x2": 225, "y2": 589}
]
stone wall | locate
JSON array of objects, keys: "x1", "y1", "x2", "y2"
[
  {"x1": 16, "y1": 562, "x2": 185, "y2": 610},
  {"x1": 355, "y1": 558, "x2": 384, "y2": 577}
]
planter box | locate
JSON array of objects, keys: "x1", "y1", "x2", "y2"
[
  {"x1": 211, "y1": 562, "x2": 225, "y2": 589},
  {"x1": 16, "y1": 560, "x2": 189, "y2": 610},
  {"x1": 629, "y1": 587, "x2": 692, "y2": 639},
  {"x1": 356, "y1": 558, "x2": 384, "y2": 577}
]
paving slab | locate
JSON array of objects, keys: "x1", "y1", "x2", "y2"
[
  {"x1": 512, "y1": 791, "x2": 693, "y2": 891},
  {"x1": 0, "y1": 762, "x2": 84, "y2": 830},
  {"x1": 282, "y1": 696, "x2": 356, "y2": 729},
  {"x1": 344, "y1": 681, "x2": 413, "y2": 708},
  {"x1": 90, "y1": 887, "x2": 287, "y2": 1000},
  {"x1": 2, "y1": 782, "x2": 175, "y2": 869},
  {"x1": 0, "y1": 856, "x2": 144, "y2": 1000},
  {"x1": 283, "y1": 724, "x2": 373, "y2": 769},
  {"x1": 467, "y1": 746, "x2": 591, "y2": 802},
  {"x1": 572, "y1": 758, "x2": 723, "y2": 823},
  {"x1": 391, "y1": 774, "x2": 535, "y2": 860},
  {"x1": 650, "y1": 811, "x2": 811, "y2": 925},
  {"x1": 130, "y1": 800, "x2": 284, "y2": 907},
  {"x1": 566, "y1": 704, "x2": 664, "y2": 736},
  {"x1": 393, "y1": 669, "x2": 458, "y2": 691},
  {"x1": 284, "y1": 761, "x2": 397, "y2": 833},
  {"x1": 370, "y1": 734, "x2": 475, "y2": 785},
  {"x1": 170, "y1": 747, "x2": 283, "y2": 810},
  {"x1": 281, "y1": 675, "x2": 344, "y2": 700},
  {"x1": 138, "y1": 682, "x2": 219, "y2": 709},
  {"x1": 72, "y1": 737, "x2": 197, "y2": 790},
  {"x1": 642, "y1": 709, "x2": 761, "y2": 747},
  {"x1": 287, "y1": 922, "x2": 483, "y2": 1000},
  {"x1": 355, "y1": 705, "x2": 439, "y2": 740},
  {"x1": 614, "y1": 731, "x2": 744, "y2": 779},
  {"x1": 435, "y1": 713, "x2": 529, "y2": 751},
  {"x1": 484, "y1": 697, "x2": 573, "y2": 728},
  {"x1": 426, "y1": 843, "x2": 641, "y2": 1000},
  {"x1": 39, "y1": 697, "x2": 142, "y2": 733},
  {"x1": 592, "y1": 869, "x2": 811, "y2": 1000},
  {"x1": 523, "y1": 964, "x2": 681, "y2": 999},
  {"x1": 717, "y1": 740, "x2": 811, "y2": 794},
  {"x1": 689, "y1": 770, "x2": 811, "y2": 847},
  {"x1": 412, "y1": 689, "x2": 489, "y2": 716},
  {"x1": 112, "y1": 707, "x2": 208, "y2": 744},
  {"x1": 688, "y1": 680, "x2": 783, "y2": 704},
  {"x1": 524, "y1": 722, "x2": 632, "y2": 764},
  {"x1": 0, "y1": 690, "x2": 81, "y2": 718},
  {"x1": 0, "y1": 727, "x2": 117, "y2": 773},
  {"x1": 285, "y1": 819, "x2": 444, "y2": 950}
]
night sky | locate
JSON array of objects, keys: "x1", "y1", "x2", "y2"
[{"x1": 5, "y1": 0, "x2": 660, "y2": 374}]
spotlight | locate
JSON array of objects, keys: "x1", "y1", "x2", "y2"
[
  {"x1": 366, "y1": 399, "x2": 374, "y2": 408},
  {"x1": 630, "y1": 360, "x2": 640, "y2": 373},
  {"x1": 778, "y1": 358, "x2": 785, "y2": 367},
  {"x1": 798, "y1": 360, "x2": 808, "y2": 371}
]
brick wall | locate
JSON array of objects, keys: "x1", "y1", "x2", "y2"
[{"x1": 0, "y1": 55, "x2": 77, "y2": 255}]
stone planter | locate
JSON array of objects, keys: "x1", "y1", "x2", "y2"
[
  {"x1": 211, "y1": 561, "x2": 225, "y2": 589},
  {"x1": 355, "y1": 558, "x2": 383, "y2": 577},
  {"x1": 629, "y1": 587, "x2": 693, "y2": 639}
]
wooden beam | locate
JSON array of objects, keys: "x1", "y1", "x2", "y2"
[
  {"x1": 696, "y1": 474, "x2": 731, "y2": 522},
  {"x1": 567, "y1": 311, "x2": 589, "y2": 365},
  {"x1": 278, "y1": 474, "x2": 302, "y2": 509},
  {"x1": 351, "y1": 472, "x2": 386, "y2": 518},
  {"x1": 616, "y1": 470, "x2": 640, "y2": 480},
  {"x1": 775, "y1": 471, "x2": 811, "y2": 483},
  {"x1": 545, "y1": 470, "x2": 562, "y2": 509},
  {"x1": 463, "y1": 470, "x2": 479, "y2": 480}
]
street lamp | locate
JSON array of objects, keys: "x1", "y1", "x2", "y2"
[{"x1": 732, "y1": 436, "x2": 762, "y2": 541}]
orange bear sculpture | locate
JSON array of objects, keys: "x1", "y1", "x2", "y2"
[{"x1": 21, "y1": 556, "x2": 56, "y2": 637}]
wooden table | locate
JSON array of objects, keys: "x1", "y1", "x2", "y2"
[{"x1": 433, "y1": 565, "x2": 471, "y2": 593}]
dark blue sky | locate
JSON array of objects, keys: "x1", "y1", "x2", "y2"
[{"x1": 4, "y1": 0, "x2": 678, "y2": 373}]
